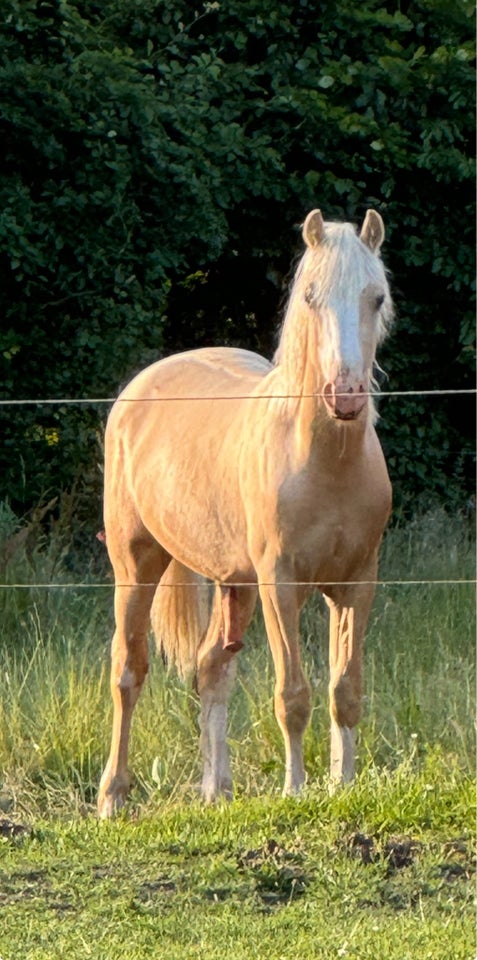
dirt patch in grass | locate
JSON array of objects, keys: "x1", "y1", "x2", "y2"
[
  {"x1": 0, "y1": 818, "x2": 31, "y2": 840},
  {"x1": 0, "y1": 866, "x2": 75, "y2": 914},
  {"x1": 237, "y1": 837, "x2": 310, "y2": 905},
  {"x1": 345, "y1": 832, "x2": 421, "y2": 872}
]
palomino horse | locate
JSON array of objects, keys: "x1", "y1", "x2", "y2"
[{"x1": 98, "y1": 209, "x2": 393, "y2": 818}]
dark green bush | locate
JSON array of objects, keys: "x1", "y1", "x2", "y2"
[{"x1": 0, "y1": 0, "x2": 474, "y2": 523}]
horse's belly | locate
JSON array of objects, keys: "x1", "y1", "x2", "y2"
[
  {"x1": 146, "y1": 491, "x2": 254, "y2": 583},
  {"x1": 127, "y1": 419, "x2": 254, "y2": 582}
]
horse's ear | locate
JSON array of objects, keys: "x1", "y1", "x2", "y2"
[
  {"x1": 303, "y1": 209, "x2": 325, "y2": 247},
  {"x1": 360, "y1": 210, "x2": 385, "y2": 252}
]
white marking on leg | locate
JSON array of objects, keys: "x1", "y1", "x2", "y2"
[
  {"x1": 282, "y1": 737, "x2": 306, "y2": 796},
  {"x1": 200, "y1": 701, "x2": 232, "y2": 802},
  {"x1": 329, "y1": 720, "x2": 356, "y2": 791},
  {"x1": 199, "y1": 660, "x2": 235, "y2": 802}
]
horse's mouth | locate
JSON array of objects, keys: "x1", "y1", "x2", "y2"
[{"x1": 332, "y1": 408, "x2": 363, "y2": 422}]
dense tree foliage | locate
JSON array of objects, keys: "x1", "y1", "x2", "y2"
[{"x1": 0, "y1": 0, "x2": 474, "y2": 526}]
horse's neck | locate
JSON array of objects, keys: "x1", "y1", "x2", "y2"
[
  {"x1": 301, "y1": 397, "x2": 368, "y2": 468},
  {"x1": 269, "y1": 362, "x2": 369, "y2": 469}
]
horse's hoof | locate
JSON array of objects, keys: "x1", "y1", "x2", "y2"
[
  {"x1": 97, "y1": 772, "x2": 131, "y2": 819},
  {"x1": 201, "y1": 778, "x2": 233, "y2": 804}
]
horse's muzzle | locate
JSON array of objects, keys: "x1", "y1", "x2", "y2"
[{"x1": 323, "y1": 379, "x2": 367, "y2": 420}]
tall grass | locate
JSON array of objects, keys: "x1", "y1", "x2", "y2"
[{"x1": 0, "y1": 505, "x2": 474, "y2": 818}]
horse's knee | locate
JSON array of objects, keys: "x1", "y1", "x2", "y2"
[
  {"x1": 116, "y1": 660, "x2": 148, "y2": 691},
  {"x1": 329, "y1": 674, "x2": 361, "y2": 728},
  {"x1": 275, "y1": 682, "x2": 311, "y2": 734},
  {"x1": 197, "y1": 646, "x2": 237, "y2": 698},
  {"x1": 111, "y1": 632, "x2": 149, "y2": 695}
]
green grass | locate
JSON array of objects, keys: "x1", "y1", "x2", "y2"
[
  {"x1": 0, "y1": 507, "x2": 475, "y2": 958},
  {"x1": 0, "y1": 790, "x2": 474, "y2": 959}
]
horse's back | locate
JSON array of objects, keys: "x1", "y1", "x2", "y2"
[
  {"x1": 117, "y1": 346, "x2": 271, "y2": 403},
  {"x1": 105, "y1": 345, "x2": 272, "y2": 501}
]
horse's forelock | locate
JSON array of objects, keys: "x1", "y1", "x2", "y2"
[
  {"x1": 304, "y1": 223, "x2": 388, "y2": 298},
  {"x1": 275, "y1": 220, "x2": 393, "y2": 378}
]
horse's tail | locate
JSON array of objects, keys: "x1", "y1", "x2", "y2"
[{"x1": 151, "y1": 560, "x2": 210, "y2": 680}]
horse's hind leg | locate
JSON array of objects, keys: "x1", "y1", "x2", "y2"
[
  {"x1": 98, "y1": 533, "x2": 169, "y2": 818},
  {"x1": 197, "y1": 584, "x2": 257, "y2": 802}
]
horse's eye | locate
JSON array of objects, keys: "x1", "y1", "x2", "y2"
[{"x1": 375, "y1": 294, "x2": 385, "y2": 311}]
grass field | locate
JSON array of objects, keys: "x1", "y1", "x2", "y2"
[{"x1": 0, "y1": 507, "x2": 475, "y2": 959}]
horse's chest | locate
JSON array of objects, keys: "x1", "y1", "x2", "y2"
[
  {"x1": 278, "y1": 472, "x2": 388, "y2": 578},
  {"x1": 298, "y1": 514, "x2": 363, "y2": 567}
]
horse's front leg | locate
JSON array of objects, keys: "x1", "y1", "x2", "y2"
[
  {"x1": 325, "y1": 571, "x2": 377, "y2": 789},
  {"x1": 258, "y1": 567, "x2": 311, "y2": 795}
]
